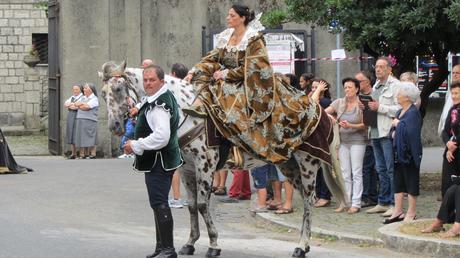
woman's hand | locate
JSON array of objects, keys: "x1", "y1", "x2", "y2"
[
  {"x1": 213, "y1": 70, "x2": 225, "y2": 81},
  {"x1": 447, "y1": 150, "x2": 455, "y2": 163},
  {"x1": 339, "y1": 120, "x2": 349, "y2": 128},
  {"x1": 69, "y1": 103, "x2": 78, "y2": 110},
  {"x1": 317, "y1": 81, "x2": 328, "y2": 92},
  {"x1": 184, "y1": 73, "x2": 193, "y2": 83},
  {"x1": 446, "y1": 140, "x2": 458, "y2": 153}
]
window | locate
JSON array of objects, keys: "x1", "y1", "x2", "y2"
[{"x1": 32, "y1": 33, "x2": 48, "y2": 64}]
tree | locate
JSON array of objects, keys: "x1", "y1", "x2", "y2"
[{"x1": 263, "y1": 0, "x2": 460, "y2": 117}]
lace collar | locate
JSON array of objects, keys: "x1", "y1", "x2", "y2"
[{"x1": 215, "y1": 13, "x2": 265, "y2": 52}]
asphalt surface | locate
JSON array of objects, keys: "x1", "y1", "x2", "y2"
[{"x1": 0, "y1": 156, "x2": 423, "y2": 258}]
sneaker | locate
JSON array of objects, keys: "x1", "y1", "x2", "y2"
[
  {"x1": 181, "y1": 199, "x2": 189, "y2": 206},
  {"x1": 361, "y1": 199, "x2": 377, "y2": 208},
  {"x1": 118, "y1": 154, "x2": 129, "y2": 159},
  {"x1": 381, "y1": 206, "x2": 395, "y2": 217},
  {"x1": 249, "y1": 205, "x2": 268, "y2": 213},
  {"x1": 365, "y1": 204, "x2": 390, "y2": 214},
  {"x1": 169, "y1": 199, "x2": 184, "y2": 209}
]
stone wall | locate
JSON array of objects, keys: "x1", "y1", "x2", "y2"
[{"x1": 0, "y1": 0, "x2": 48, "y2": 131}]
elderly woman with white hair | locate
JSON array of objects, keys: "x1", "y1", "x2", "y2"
[{"x1": 383, "y1": 82, "x2": 423, "y2": 224}]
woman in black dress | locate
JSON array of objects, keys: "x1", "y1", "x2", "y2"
[{"x1": 0, "y1": 128, "x2": 32, "y2": 174}]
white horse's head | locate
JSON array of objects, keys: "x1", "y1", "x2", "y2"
[{"x1": 99, "y1": 61, "x2": 144, "y2": 136}]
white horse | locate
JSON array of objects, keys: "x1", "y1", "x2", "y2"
[{"x1": 100, "y1": 61, "x2": 347, "y2": 258}]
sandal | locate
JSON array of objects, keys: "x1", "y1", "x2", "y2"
[
  {"x1": 267, "y1": 202, "x2": 283, "y2": 210},
  {"x1": 214, "y1": 186, "x2": 227, "y2": 196},
  {"x1": 383, "y1": 213, "x2": 404, "y2": 224},
  {"x1": 275, "y1": 207, "x2": 294, "y2": 215}
]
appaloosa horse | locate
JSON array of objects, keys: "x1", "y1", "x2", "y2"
[{"x1": 100, "y1": 61, "x2": 347, "y2": 258}]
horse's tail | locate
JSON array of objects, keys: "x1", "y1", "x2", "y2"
[{"x1": 322, "y1": 122, "x2": 349, "y2": 206}]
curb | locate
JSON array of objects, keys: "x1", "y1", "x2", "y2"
[
  {"x1": 379, "y1": 219, "x2": 460, "y2": 258},
  {"x1": 255, "y1": 212, "x2": 384, "y2": 246}
]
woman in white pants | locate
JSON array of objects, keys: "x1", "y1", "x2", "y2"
[{"x1": 325, "y1": 77, "x2": 367, "y2": 213}]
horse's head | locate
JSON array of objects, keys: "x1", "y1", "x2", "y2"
[{"x1": 100, "y1": 61, "x2": 142, "y2": 136}]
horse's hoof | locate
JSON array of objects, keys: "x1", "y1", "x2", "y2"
[
  {"x1": 178, "y1": 244, "x2": 195, "y2": 255},
  {"x1": 205, "y1": 247, "x2": 221, "y2": 258},
  {"x1": 292, "y1": 246, "x2": 309, "y2": 258}
]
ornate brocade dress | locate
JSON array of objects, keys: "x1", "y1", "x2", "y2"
[{"x1": 191, "y1": 29, "x2": 324, "y2": 164}]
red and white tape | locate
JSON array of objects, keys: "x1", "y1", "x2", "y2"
[{"x1": 271, "y1": 56, "x2": 375, "y2": 62}]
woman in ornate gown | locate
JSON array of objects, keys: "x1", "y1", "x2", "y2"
[{"x1": 184, "y1": 4, "x2": 324, "y2": 164}]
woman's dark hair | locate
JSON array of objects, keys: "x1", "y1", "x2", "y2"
[
  {"x1": 300, "y1": 73, "x2": 314, "y2": 82},
  {"x1": 284, "y1": 73, "x2": 299, "y2": 89},
  {"x1": 342, "y1": 77, "x2": 360, "y2": 94},
  {"x1": 312, "y1": 78, "x2": 331, "y2": 99},
  {"x1": 451, "y1": 81, "x2": 460, "y2": 90},
  {"x1": 231, "y1": 4, "x2": 255, "y2": 26}
]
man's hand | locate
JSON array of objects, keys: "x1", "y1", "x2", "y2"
[
  {"x1": 129, "y1": 107, "x2": 139, "y2": 117},
  {"x1": 368, "y1": 100, "x2": 379, "y2": 111},
  {"x1": 124, "y1": 140, "x2": 134, "y2": 154}
]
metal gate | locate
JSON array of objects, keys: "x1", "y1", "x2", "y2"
[{"x1": 48, "y1": 1, "x2": 61, "y2": 155}]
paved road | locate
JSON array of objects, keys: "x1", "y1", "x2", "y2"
[{"x1": 0, "y1": 157, "x2": 421, "y2": 258}]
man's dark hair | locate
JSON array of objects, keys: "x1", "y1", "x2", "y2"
[
  {"x1": 357, "y1": 70, "x2": 375, "y2": 85},
  {"x1": 377, "y1": 56, "x2": 392, "y2": 68},
  {"x1": 342, "y1": 77, "x2": 360, "y2": 93},
  {"x1": 451, "y1": 80, "x2": 460, "y2": 90},
  {"x1": 171, "y1": 63, "x2": 188, "y2": 79},
  {"x1": 144, "y1": 64, "x2": 165, "y2": 80}
]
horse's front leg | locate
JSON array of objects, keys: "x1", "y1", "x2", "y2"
[
  {"x1": 178, "y1": 156, "x2": 200, "y2": 255},
  {"x1": 195, "y1": 148, "x2": 221, "y2": 258}
]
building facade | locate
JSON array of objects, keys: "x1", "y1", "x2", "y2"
[{"x1": 0, "y1": 0, "x2": 48, "y2": 132}]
